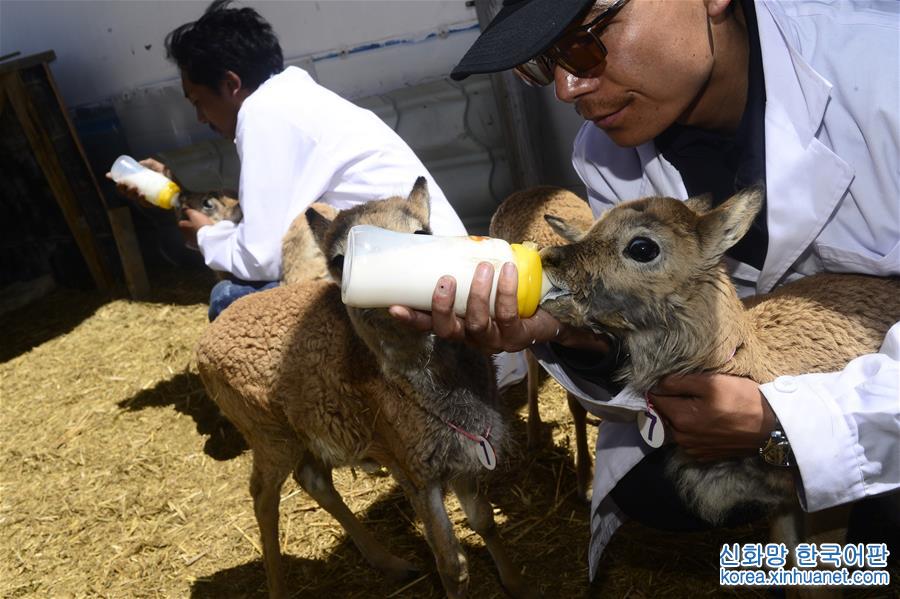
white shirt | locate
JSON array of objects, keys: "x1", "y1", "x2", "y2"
[
  {"x1": 197, "y1": 67, "x2": 467, "y2": 281},
  {"x1": 534, "y1": 0, "x2": 900, "y2": 579}
]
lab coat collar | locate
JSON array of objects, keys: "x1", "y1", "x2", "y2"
[
  {"x1": 636, "y1": 2, "x2": 855, "y2": 294},
  {"x1": 638, "y1": 146, "x2": 687, "y2": 199},
  {"x1": 759, "y1": 1, "x2": 829, "y2": 146},
  {"x1": 754, "y1": 2, "x2": 854, "y2": 293}
]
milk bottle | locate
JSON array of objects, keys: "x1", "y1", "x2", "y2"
[
  {"x1": 109, "y1": 155, "x2": 181, "y2": 210},
  {"x1": 341, "y1": 225, "x2": 557, "y2": 317}
]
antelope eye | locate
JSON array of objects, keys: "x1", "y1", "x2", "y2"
[
  {"x1": 330, "y1": 255, "x2": 345, "y2": 271},
  {"x1": 624, "y1": 237, "x2": 659, "y2": 263}
]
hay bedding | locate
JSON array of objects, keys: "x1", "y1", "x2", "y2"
[{"x1": 1, "y1": 270, "x2": 893, "y2": 598}]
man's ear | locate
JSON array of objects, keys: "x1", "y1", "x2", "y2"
[
  {"x1": 221, "y1": 70, "x2": 243, "y2": 97},
  {"x1": 705, "y1": 0, "x2": 733, "y2": 19}
]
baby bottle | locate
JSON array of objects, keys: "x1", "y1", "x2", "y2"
[
  {"x1": 341, "y1": 225, "x2": 556, "y2": 317},
  {"x1": 109, "y1": 155, "x2": 181, "y2": 210}
]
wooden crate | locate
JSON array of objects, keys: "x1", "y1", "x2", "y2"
[{"x1": 0, "y1": 50, "x2": 149, "y2": 299}]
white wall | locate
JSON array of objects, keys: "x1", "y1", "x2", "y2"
[
  {"x1": 1, "y1": 0, "x2": 586, "y2": 233},
  {"x1": 0, "y1": 0, "x2": 479, "y2": 107},
  {"x1": 108, "y1": 23, "x2": 485, "y2": 159}
]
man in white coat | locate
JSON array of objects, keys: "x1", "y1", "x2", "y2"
[
  {"x1": 391, "y1": 0, "x2": 899, "y2": 579},
  {"x1": 118, "y1": 0, "x2": 467, "y2": 321}
]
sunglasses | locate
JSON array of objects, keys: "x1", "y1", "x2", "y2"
[{"x1": 513, "y1": 0, "x2": 630, "y2": 87}]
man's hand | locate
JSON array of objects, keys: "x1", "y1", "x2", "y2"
[
  {"x1": 178, "y1": 207, "x2": 214, "y2": 250},
  {"x1": 648, "y1": 373, "x2": 777, "y2": 461},
  {"x1": 389, "y1": 261, "x2": 610, "y2": 354},
  {"x1": 137, "y1": 158, "x2": 174, "y2": 180},
  {"x1": 105, "y1": 158, "x2": 174, "y2": 208}
]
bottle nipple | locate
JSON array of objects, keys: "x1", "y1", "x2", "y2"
[
  {"x1": 341, "y1": 226, "x2": 558, "y2": 318},
  {"x1": 509, "y1": 242, "x2": 553, "y2": 318}
]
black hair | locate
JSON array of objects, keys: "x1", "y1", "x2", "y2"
[{"x1": 165, "y1": 0, "x2": 284, "y2": 92}]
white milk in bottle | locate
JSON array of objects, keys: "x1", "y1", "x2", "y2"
[
  {"x1": 341, "y1": 225, "x2": 555, "y2": 317},
  {"x1": 109, "y1": 155, "x2": 181, "y2": 209}
]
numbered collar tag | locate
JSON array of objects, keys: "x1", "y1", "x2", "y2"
[
  {"x1": 474, "y1": 435, "x2": 497, "y2": 470},
  {"x1": 637, "y1": 405, "x2": 664, "y2": 448}
]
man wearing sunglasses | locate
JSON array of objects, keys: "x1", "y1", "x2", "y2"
[{"x1": 391, "y1": 0, "x2": 900, "y2": 580}]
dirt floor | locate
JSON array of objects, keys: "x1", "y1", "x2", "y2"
[{"x1": 1, "y1": 269, "x2": 896, "y2": 598}]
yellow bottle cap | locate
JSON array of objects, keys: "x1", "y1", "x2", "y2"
[
  {"x1": 510, "y1": 243, "x2": 544, "y2": 318},
  {"x1": 155, "y1": 181, "x2": 181, "y2": 210}
]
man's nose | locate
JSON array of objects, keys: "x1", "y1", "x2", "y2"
[
  {"x1": 554, "y1": 65, "x2": 597, "y2": 103},
  {"x1": 196, "y1": 108, "x2": 208, "y2": 124}
]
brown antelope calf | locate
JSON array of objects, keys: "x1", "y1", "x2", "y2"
[
  {"x1": 538, "y1": 188, "x2": 898, "y2": 568},
  {"x1": 179, "y1": 192, "x2": 337, "y2": 284},
  {"x1": 179, "y1": 191, "x2": 242, "y2": 223},
  {"x1": 489, "y1": 186, "x2": 595, "y2": 501},
  {"x1": 196, "y1": 179, "x2": 533, "y2": 598}
]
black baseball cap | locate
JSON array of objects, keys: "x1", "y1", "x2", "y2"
[{"x1": 451, "y1": 0, "x2": 594, "y2": 81}]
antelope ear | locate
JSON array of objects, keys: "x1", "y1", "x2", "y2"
[
  {"x1": 544, "y1": 214, "x2": 588, "y2": 243},
  {"x1": 697, "y1": 187, "x2": 764, "y2": 261},
  {"x1": 309, "y1": 202, "x2": 338, "y2": 221},
  {"x1": 683, "y1": 192, "x2": 714, "y2": 214},
  {"x1": 407, "y1": 176, "x2": 431, "y2": 227},
  {"x1": 305, "y1": 206, "x2": 334, "y2": 253}
]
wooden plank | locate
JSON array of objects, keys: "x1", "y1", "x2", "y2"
[
  {"x1": 42, "y1": 62, "x2": 151, "y2": 299},
  {"x1": 41, "y1": 62, "x2": 111, "y2": 209},
  {"x1": 474, "y1": 0, "x2": 544, "y2": 189},
  {"x1": 0, "y1": 50, "x2": 56, "y2": 76},
  {"x1": 2, "y1": 71, "x2": 113, "y2": 291},
  {"x1": 106, "y1": 207, "x2": 150, "y2": 300}
]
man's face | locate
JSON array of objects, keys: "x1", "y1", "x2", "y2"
[
  {"x1": 553, "y1": 0, "x2": 725, "y2": 147},
  {"x1": 181, "y1": 72, "x2": 241, "y2": 140}
]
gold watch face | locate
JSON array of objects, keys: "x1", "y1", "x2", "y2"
[{"x1": 761, "y1": 436, "x2": 792, "y2": 467}]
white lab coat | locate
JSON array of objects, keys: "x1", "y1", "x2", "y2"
[
  {"x1": 534, "y1": 0, "x2": 900, "y2": 579},
  {"x1": 197, "y1": 67, "x2": 467, "y2": 281}
]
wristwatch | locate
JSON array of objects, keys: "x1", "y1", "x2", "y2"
[{"x1": 759, "y1": 419, "x2": 794, "y2": 467}]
